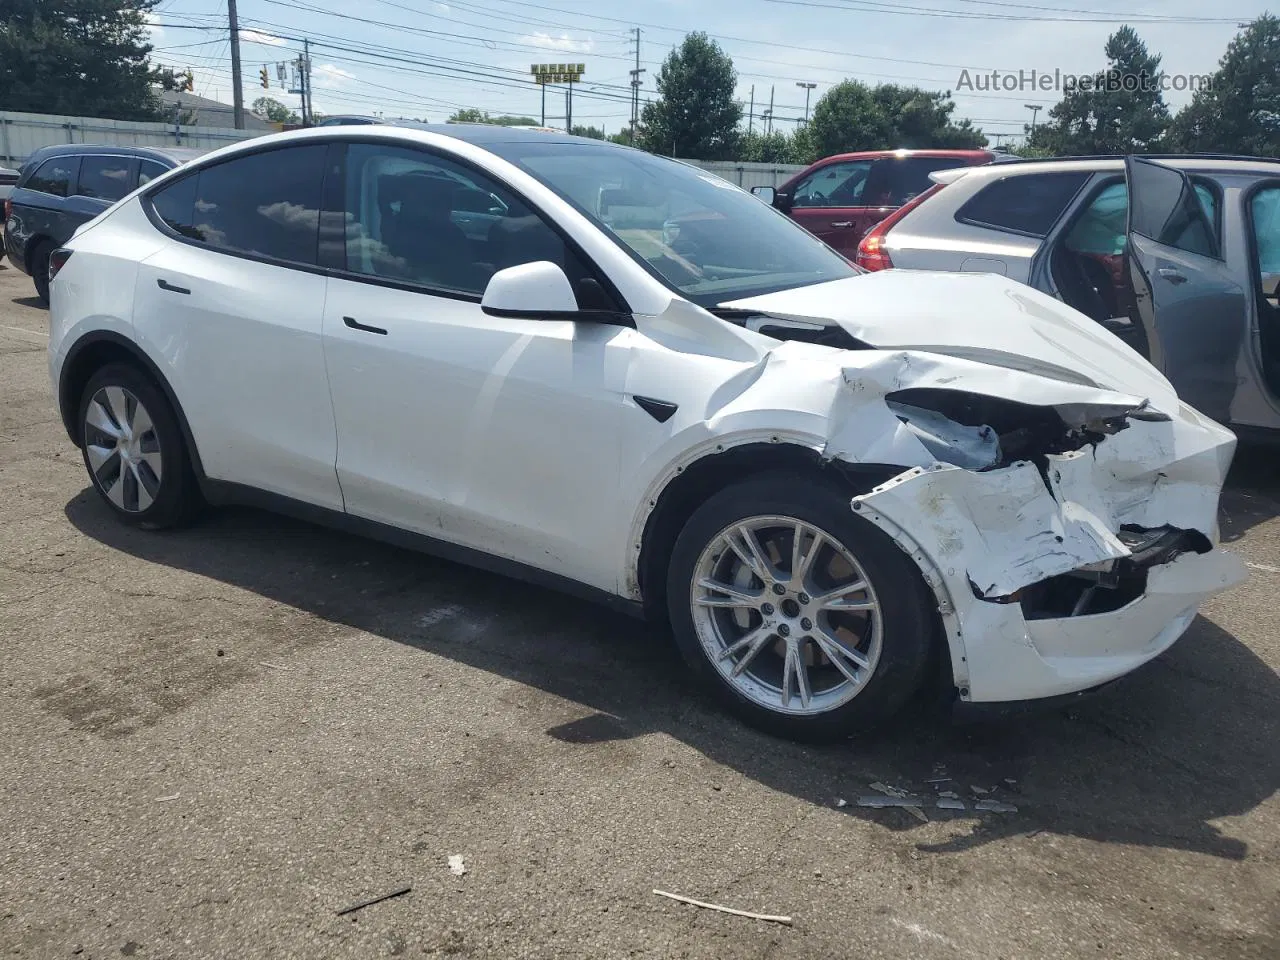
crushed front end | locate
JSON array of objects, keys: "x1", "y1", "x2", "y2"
[{"x1": 838, "y1": 356, "x2": 1247, "y2": 703}]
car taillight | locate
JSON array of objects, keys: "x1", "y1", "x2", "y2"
[
  {"x1": 855, "y1": 182, "x2": 945, "y2": 272},
  {"x1": 3, "y1": 197, "x2": 10, "y2": 221},
  {"x1": 48, "y1": 248, "x2": 73, "y2": 282}
]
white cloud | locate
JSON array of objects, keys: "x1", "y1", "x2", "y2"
[
  {"x1": 240, "y1": 29, "x2": 287, "y2": 47},
  {"x1": 144, "y1": 12, "x2": 163, "y2": 38},
  {"x1": 436, "y1": 2, "x2": 451, "y2": 10},
  {"x1": 313, "y1": 63, "x2": 355, "y2": 89},
  {"x1": 521, "y1": 32, "x2": 593, "y2": 55}
]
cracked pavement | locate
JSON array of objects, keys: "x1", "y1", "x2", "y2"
[{"x1": 1, "y1": 262, "x2": 1278, "y2": 959}]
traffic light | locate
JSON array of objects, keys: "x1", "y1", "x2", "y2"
[{"x1": 260, "y1": 66, "x2": 270, "y2": 89}]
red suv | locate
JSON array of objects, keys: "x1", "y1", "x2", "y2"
[{"x1": 752, "y1": 149, "x2": 995, "y2": 257}]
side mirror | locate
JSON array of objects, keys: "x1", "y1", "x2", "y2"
[
  {"x1": 481, "y1": 261, "x2": 579, "y2": 319},
  {"x1": 750, "y1": 185, "x2": 776, "y2": 205}
]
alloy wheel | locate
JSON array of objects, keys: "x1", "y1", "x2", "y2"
[
  {"x1": 690, "y1": 516, "x2": 883, "y2": 716},
  {"x1": 83, "y1": 385, "x2": 164, "y2": 513}
]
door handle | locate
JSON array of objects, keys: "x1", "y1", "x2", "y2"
[
  {"x1": 829, "y1": 221, "x2": 854, "y2": 228},
  {"x1": 1157, "y1": 267, "x2": 1188, "y2": 284},
  {"x1": 156, "y1": 278, "x2": 190, "y2": 295},
  {"x1": 343, "y1": 316, "x2": 387, "y2": 335}
]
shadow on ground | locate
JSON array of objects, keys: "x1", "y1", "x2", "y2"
[
  {"x1": 65, "y1": 483, "x2": 1279, "y2": 862},
  {"x1": 1221, "y1": 442, "x2": 1280, "y2": 542}
]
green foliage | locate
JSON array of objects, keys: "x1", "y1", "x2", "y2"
[
  {"x1": 639, "y1": 32, "x2": 742, "y2": 159},
  {"x1": 1166, "y1": 15, "x2": 1280, "y2": 156},
  {"x1": 808, "y1": 81, "x2": 986, "y2": 157},
  {"x1": 739, "y1": 128, "x2": 813, "y2": 164},
  {"x1": 1026, "y1": 26, "x2": 1170, "y2": 155},
  {"x1": 570, "y1": 124, "x2": 605, "y2": 140},
  {"x1": 0, "y1": 0, "x2": 176, "y2": 120},
  {"x1": 252, "y1": 96, "x2": 299, "y2": 124},
  {"x1": 448, "y1": 108, "x2": 540, "y2": 126}
]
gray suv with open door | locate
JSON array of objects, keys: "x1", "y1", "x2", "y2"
[{"x1": 858, "y1": 155, "x2": 1280, "y2": 439}]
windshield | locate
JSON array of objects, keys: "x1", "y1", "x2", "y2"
[{"x1": 491, "y1": 141, "x2": 857, "y2": 306}]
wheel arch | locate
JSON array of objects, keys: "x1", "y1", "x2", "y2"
[
  {"x1": 58, "y1": 331, "x2": 206, "y2": 480},
  {"x1": 633, "y1": 440, "x2": 903, "y2": 622}
]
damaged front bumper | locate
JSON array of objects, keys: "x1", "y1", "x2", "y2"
[{"x1": 851, "y1": 409, "x2": 1247, "y2": 703}]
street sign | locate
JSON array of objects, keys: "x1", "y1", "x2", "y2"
[{"x1": 531, "y1": 63, "x2": 585, "y2": 84}]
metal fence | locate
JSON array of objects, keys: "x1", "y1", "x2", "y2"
[
  {"x1": 683, "y1": 160, "x2": 807, "y2": 190},
  {"x1": 0, "y1": 111, "x2": 807, "y2": 191},
  {"x1": 0, "y1": 110, "x2": 256, "y2": 166}
]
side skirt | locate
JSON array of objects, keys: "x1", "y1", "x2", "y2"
[{"x1": 198, "y1": 479, "x2": 648, "y2": 621}]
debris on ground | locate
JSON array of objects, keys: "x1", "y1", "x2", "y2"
[
  {"x1": 870, "y1": 781, "x2": 911, "y2": 799},
  {"x1": 834, "y1": 798, "x2": 848, "y2": 808},
  {"x1": 259, "y1": 661, "x2": 289, "y2": 671},
  {"x1": 936, "y1": 798, "x2": 967, "y2": 811},
  {"x1": 975, "y1": 799, "x2": 1019, "y2": 813},
  {"x1": 653, "y1": 889, "x2": 792, "y2": 925},
  {"x1": 335, "y1": 885, "x2": 413, "y2": 916},
  {"x1": 448, "y1": 854, "x2": 467, "y2": 876},
  {"x1": 971, "y1": 785, "x2": 991, "y2": 795},
  {"x1": 154, "y1": 794, "x2": 179, "y2": 803}
]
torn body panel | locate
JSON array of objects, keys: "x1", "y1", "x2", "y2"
[{"x1": 851, "y1": 415, "x2": 1245, "y2": 701}]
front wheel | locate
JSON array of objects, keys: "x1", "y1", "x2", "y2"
[{"x1": 666, "y1": 472, "x2": 937, "y2": 742}]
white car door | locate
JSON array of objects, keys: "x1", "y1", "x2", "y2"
[
  {"x1": 320, "y1": 141, "x2": 635, "y2": 590},
  {"x1": 131, "y1": 143, "x2": 344, "y2": 510}
]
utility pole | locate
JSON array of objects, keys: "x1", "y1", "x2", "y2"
[
  {"x1": 1025, "y1": 103, "x2": 1042, "y2": 135},
  {"x1": 303, "y1": 37, "x2": 312, "y2": 126},
  {"x1": 748, "y1": 84, "x2": 754, "y2": 134},
  {"x1": 796, "y1": 81, "x2": 817, "y2": 124},
  {"x1": 228, "y1": 0, "x2": 245, "y2": 129},
  {"x1": 565, "y1": 84, "x2": 572, "y2": 133},
  {"x1": 766, "y1": 85, "x2": 775, "y2": 136},
  {"x1": 628, "y1": 27, "x2": 645, "y2": 144}
]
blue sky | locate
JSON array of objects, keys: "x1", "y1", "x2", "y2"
[{"x1": 145, "y1": 0, "x2": 1277, "y2": 144}]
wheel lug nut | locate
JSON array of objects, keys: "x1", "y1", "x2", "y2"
[
  {"x1": 798, "y1": 593, "x2": 811, "y2": 605},
  {"x1": 772, "y1": 584, "x2": 786, "y2": 595},
  {"x1": 761, "y1": 603, "x2": 774, "y2": 615},
  {"x1": 777, "y1": 624, "x2": 791, "y2": 637},
  {"x1": 801, "y1": 618, "x2": 813, "y2": 631}
]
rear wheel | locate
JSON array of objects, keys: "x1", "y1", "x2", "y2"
[
  {"x1": 78, "y1": 363, "x2": 199, "y2": 529},
  {"x1": 31, "y1": 241, "x2": 52, "y2": 305},
  {"x1": 667, "y1": 472, "x2": 936, "y2": 741}
]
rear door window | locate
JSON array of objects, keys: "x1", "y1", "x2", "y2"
[
  {"x1": 957, "y1": 171, "x2": 1091, "y2": 237},
  {"x1": 874, "y1": 157, "x2": 978, "y2": 207},
  {"x1": 77, "y1": 155, "x2": 133, "y2": 202},
  {"x1": 1066, "y1": 178, "x2": 1220, "y2": 256},
  {"x1": 148, "y1": 145, "x2": 327, "y2": 266},
  {"x1": 25, "y1": 156, "x2": 81, "y2": 198},
  {"x1": 1127, "y1": 159, "x2": 1219, "y2": 259}
]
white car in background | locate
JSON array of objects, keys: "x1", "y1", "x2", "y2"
[{"x1": 46, "y1": 126, "x2": 1245, "y2": 740}]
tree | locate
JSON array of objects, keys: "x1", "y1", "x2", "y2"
[
  {"x1": 1027, "y1": 26, "x2": 1170, "y2": 155},
  {"x1": 739, "y1": 129, "x2": 813, "y2": 164},
  {"x1": 570, "y1": 124, "x2": 605, "y2": 140},
  {"x1": 448, "y1": 108, "x2": 539, "y2": 126},
  {"x1": 808, "y1": 81, "x2": 986, "y2": 157},
  {"x1": 252, "y1": 96, "x2": 299, "y2": 124},
  {"x1": 639, "y1": 32, "x2": 742, "y2": 159},
  {"x1": 0, "y1": 0, "x2": 180, "y2": 120},
  {"x1": 1166, "y1": 15, "x2": 1280, "y2": 156}
]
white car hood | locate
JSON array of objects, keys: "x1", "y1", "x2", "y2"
[{"x1": 722, "y1": 270, "x2": 1179, "y2": 410}]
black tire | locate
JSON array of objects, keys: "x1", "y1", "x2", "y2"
[
  {"x1": 666, "y1": 471, "x2": 938, "y2": 742},
  {"x1": 78, "y1": 363, "x2": 199, "y2": 529},
  {"x1": 31, "y1": 240, "x2": 52, "y2": 305}
]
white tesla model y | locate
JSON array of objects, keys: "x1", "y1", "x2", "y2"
[{"x1": 47, "y1": 125, "x2": 1245, "y2": 740}]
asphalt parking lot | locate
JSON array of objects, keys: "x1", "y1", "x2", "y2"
[{"x1": 1, "y1": 260, "x2": 1277, "y2": 960}]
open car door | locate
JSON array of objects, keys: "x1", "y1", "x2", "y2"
[{"x1": 1125, "y1": 157, "x2": 1247, "y2": 425}]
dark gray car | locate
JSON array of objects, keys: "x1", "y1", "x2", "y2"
[
  {"x1": 862, "y1": 155, "x2": 1280, "y2": 438},
  {"x1": 3, "y1": 144, "x2": 204, "y2": 302}
]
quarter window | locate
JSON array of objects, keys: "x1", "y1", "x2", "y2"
[
  {"x1": 148, "y1": 145, "x2": 326, "y2": 266},
  {"x1": 26, "y1": 156, "x2": 81, "y2": 198},
  {"x1": 790, "y1": 160, "x2": 873, "y2": 209},
  {"x1": 958, "y1": 172, "x2": 1090, "y2": 237},
  {"x1": 341, "y1": 142, "x2": 590, "y2": 299},
  {"x1": 78, "y1": 156, "x2": 133, "y2": 202},
  {"x1": 137, "y1": 159, "x2": 169, "y2": 186}
]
